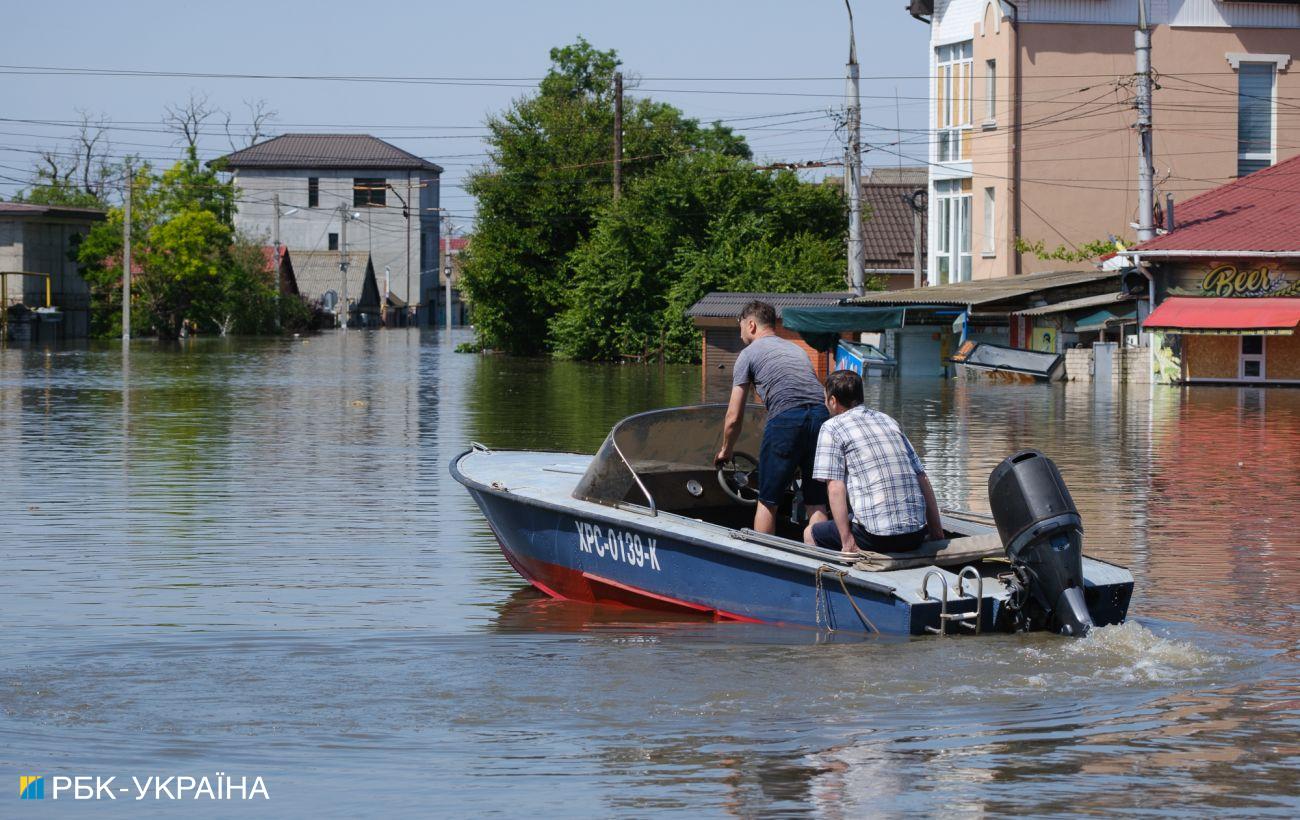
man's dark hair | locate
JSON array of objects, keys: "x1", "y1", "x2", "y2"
[
  {"x1": 739, "y1": 300, "x2": 776, "y2": 328},
  {"x1": 824, "y1": 369, "x2": 864, "y2": 408}
]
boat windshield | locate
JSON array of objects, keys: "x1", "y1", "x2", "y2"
[{"x1": 573, "y1": 404, "x2": 767, "y2": 511}]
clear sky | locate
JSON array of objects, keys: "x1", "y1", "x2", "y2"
[{"x1": 2, "y1": 0, "x2": 932, "y2": 224}]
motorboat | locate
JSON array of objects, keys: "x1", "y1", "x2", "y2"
[{"x1": 451, "y1": 405, "x2": 1132, "y2": 637}]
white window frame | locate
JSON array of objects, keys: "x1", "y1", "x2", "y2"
[
  {"x1": 1231, "y1": 56, "x2": 1285, "y2": 177},
  {"x1": 935, "y1": 179, "x2": 972, "y2": 284},
  {"x1": 1239, "y1": 335, "x2": 1265, "y2": 382},
  {"x1": 935, "y1": 41, "x2": 973, "y2": 163}
]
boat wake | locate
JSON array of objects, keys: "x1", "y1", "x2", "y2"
[{"x1": 1021, "y1": 620, "x2": 1223, "y2": 686}]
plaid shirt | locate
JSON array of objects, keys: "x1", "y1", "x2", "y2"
[{"x1": 812, "y1": 405, "x2": 927, "y2": 536}]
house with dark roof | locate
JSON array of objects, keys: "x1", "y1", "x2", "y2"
[
  {"x1": 213, "y1": 134, "x2": 443, "y2": 326},
  {"x1": 1, "y1": 201, "x2": 106, "y2": 339},
  {"x1": 1133, "y1": 154, "x2": 1300, "y2": 385},
  {"x1": 831, "y1": 167, "x2": 928, "y2": 290}
]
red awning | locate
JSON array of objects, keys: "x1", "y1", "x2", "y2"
[{"x1": 1142, "y1": 297, "x2": 1300, "y2": 335}]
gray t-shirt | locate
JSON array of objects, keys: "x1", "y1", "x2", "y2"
[{"x1": 732, "y1": 334, "x2": 825, "y2": 419}]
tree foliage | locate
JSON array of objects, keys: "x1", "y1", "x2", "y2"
[
  {"x1": 76, "y1": 148, "x2": 283, "y2": 339},
  {"x1": 1015, "y1": 236, "x2": 1131, "y2": 263},
  {"x1": 460, "y1": 37, "x2": 750, "y2": 356},
  {"x1": 551, "y1": 153, "x2": 847, "y2": 362}
]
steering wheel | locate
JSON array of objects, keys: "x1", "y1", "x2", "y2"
[{"x1": 717, "y1": 452, "x2": 761, "y2": 505}]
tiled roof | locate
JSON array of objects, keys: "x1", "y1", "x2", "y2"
[
  {"x1": 1134, "y1": 154, "x2": 1300, "y2": 255},
  {"x1": 862, "y1": 183, "x2": 926, "y2": 269},
  {"x1": 213, "y1": 134, "x2": 444, "y2": 173},
  {"x1": 687, "y1": 291, "x2": 856, "y2": 319}
]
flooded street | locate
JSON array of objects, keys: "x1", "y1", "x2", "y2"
[{"x1": 2, "y1": 329, "x2": 1297, "y2": 816}]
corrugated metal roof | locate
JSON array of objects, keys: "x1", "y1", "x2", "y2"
[
  {"x1": 864, "y1": 166, "x2": 928, "y2": 186},
  {"x1": 213, "y1": 134, "x2": 444, "y2": 173},
  {"x1": 1133, "y1": 153, "x2": 1300, "y2": 255},
  {"x1": 686, "y1": 291, "x2": 856, "y2": 319},
  {"x1": 845, "y1": 269, "x2": 1119, "y2": 306},
  {"x1": 1015, "y1": 291, "x2": 1133, "y2": 317}
]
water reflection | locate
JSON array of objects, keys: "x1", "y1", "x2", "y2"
[{"x1": 1, "y1": 331, "x2": 1297, "y2": 816}]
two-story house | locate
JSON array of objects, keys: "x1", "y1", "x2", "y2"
[
  {"x1": 910, "y1": 0, "x2": 1299, "y2": 286},
  {"x1": 214, "y1": 134, "x2": 443, "y2": 324}
]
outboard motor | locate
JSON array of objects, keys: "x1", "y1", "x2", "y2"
[{"x1": 988, "y1": 450, "x2": 1093, "y2": 636}]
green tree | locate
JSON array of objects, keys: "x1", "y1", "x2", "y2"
[
  {"x1": 461, "y1": 37, "x2": 748, "y2": 355},
  {"x1": 76, "y1": 149, "x2": 279, "y2": 338},
  {"x1": 550, "y1": 153, "x2": 848, "y2": 362}
]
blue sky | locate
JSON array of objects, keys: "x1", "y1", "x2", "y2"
[{"x1": 2, "y1": 0, "x2": 932, "y2": 222}]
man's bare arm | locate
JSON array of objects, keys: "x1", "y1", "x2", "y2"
[
  {"x1": 917, "y1": 472, "x2": 944, "y2": 541},
  {"x1": 715, "y1": 384, "x2": 749, "y2": 463},
  {"x1": 827, "y1": 479, "x2": 856, "y2": 553}
]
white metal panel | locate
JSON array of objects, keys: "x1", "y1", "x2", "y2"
[
  {"x1": 933, "y1": 0, "x2": 984, "y2": 44},
  {"x1": 1169, "y1": 0, "x2": 1300, "y2": 29}
]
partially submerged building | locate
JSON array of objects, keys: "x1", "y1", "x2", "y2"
[
  {"x1": 0, "y1": 202, "x2": 105, "y2": 340},
  {"x1": 1135, "y1": 154, "x2": 1300, "y2": 384}
]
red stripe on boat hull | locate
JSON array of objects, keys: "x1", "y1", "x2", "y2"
[{"x1": 493, "y1": 538, "x2": 760, "y2": 623}]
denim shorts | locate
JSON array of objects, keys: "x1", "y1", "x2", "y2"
[{"x1": 757, "y1": 404, "x2": 829, "y2": 507}]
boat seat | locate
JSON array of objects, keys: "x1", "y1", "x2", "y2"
[{"x1": 852, "y1": 532, "x2": 1006, "y2": 571}]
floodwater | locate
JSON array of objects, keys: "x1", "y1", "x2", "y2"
[{"x1": 1, "y1": 329, "x2": 1297, "y2": 817}]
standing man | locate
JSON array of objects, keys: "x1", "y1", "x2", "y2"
[
  {"x1": 715, "y1": 300, "x2": 830, "y2": 535},
  {"x1": 806, "y1": 370, "x2": 944, "y2": 553}
]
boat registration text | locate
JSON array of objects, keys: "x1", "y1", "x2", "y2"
[{"x1": 575, "y1": 522, "x2": 661, "y2": 571}]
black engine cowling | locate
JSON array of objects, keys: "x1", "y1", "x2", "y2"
[{"x1": 988, "y1": 450, "x2": 1093, "y2": 636}]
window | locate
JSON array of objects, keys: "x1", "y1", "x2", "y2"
[
  {"x1": 328, "y1": 232, "x2": 339, "y2": 251},
  {"x1": 934, "y1": 178, "x2": 972, "y2": 284},
  {"x1": 982, "y1": 187, "x2": 996, "y2": 255},
  {"x1": 985, "y1": 60, "x2": 996, "y2": 122},
  {"x1": 1237, "y1": 63, "x2": 1275, "y2": 177},
  {"x1": 935, "y1": 41, "x2": 973, "y2": 162},
  {"x1": 1240, "y1": 335, "x2": 1265, "y2": 380},
  {"x1": 353, "y1": 177, "x2": 386, "y2": 207},
  {"x1": 308, "y1": 177, "x2": 319, "y2": 208}
]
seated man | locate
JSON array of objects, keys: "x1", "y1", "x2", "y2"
[{"x1": 805, "y1": 370, "x2": 944, "y2": 554}]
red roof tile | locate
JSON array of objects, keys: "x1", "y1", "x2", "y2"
[{"x1": 1135, "y1": 155, "x2": 1300, "y2": 254}]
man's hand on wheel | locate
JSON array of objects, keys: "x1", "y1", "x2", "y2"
[{"x1": 715, "y1": 446, "x2": 733, "y2": 466}]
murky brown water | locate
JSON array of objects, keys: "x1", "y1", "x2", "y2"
[{"x1": 1, "y1": 330, "x2": 1297, "y2": 816}]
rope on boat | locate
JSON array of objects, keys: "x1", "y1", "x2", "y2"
[{"x1": 815, "y1": 565, "x2": 878, "y2": 635}]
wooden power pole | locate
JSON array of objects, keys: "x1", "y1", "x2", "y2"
[{"x1": 613, "y1": 71, "x2": 623, "y2": 200}]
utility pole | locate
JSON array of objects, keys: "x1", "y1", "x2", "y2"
[
  {"x1": 1135, "y1": 0, "x2": 1156, "y2": 243},
  {"x1": 613, "y1": 71, "x2": 624, "y2": 200},
  {"x1": 272, "y1": 192, "x2": 282, "y2": 331},
  {"x1": 339, "y1": 205, "x2": 350, "y2": 330},
  {"x1": 122, "y1": 164, "x2": 132, "y2": 341},
  {"x1": 443, "y1": 215, "x2": 454, "y2": 333},
  {"x1": 910, "y1": 190, "x2": 926, "y2": 289},
  {"x1": 844, "y1": 1, "x2": 865, "y2": 295},
  {"x1": 406, "y1": 175, "x2": 413, "y2": 326}
]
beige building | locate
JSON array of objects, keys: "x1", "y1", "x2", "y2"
[{"x1": 910, "y1": 0, "x2": 1300, "y2": 285}]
